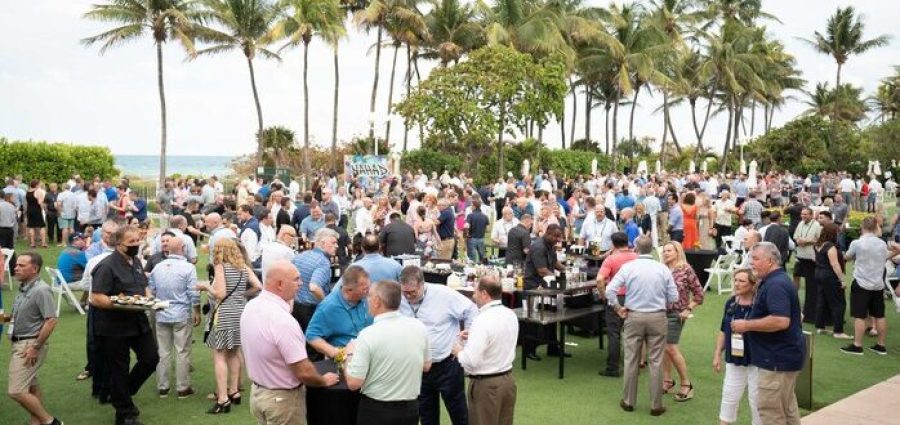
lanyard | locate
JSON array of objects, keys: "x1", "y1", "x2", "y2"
[{"x1": 410, "y1": 287, "x2": 428, "y2": 318}]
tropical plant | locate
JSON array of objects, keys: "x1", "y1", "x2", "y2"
[
  {"x1": 198, "y1": 0, "x2": 282, "y2": 166},
  {"x1": 0, "y1": 139, "x2": 118, "y2": 183},
  {"x1": 268, "y1": 0, "x2": 346, "y2": 173},
  {"x1": 82, "y1": 0, "x2": 207, "y2": 187},
  {"x1": 258, "y1": 125, "x2": 298, "y2": 167},
  {"x1": 802, "y1": 82, "x2": 868, "y2": 123},
  {"x1": 870, "y1": 66, "x2": 900, "y2": 123},
  {"x1": 803, "y1": 6, "x2": 890, "y2": 89},
  {"x1": 421, "y1": 0, "x2": 483, "y2": 66},
  {"x1": 380, "y1": 0, "x2": 428, "y2": 149}
]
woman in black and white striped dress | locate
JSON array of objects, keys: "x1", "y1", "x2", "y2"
[{"x1": 198, "y1": 237, "x2": 261, "y2": 414}]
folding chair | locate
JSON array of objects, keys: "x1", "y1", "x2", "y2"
[
  {"x1": 1, "y1": 248, "x2": 13, "y2": 286},
  {"x1": 46, "y1": 267, "x2": 86, "y2": 316},
  {"x1": 721, "y1": 236, "x2": 740, "y2": 255},
  {"x1": 704, "y1": 253, "x2": 738, "y2": 294}
]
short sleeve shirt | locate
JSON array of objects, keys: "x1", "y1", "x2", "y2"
[
  {"x1": 524, "y1": 239, "x2": 555, "y2": 289},
  {"x1": 11, "y1": 279, "x2": 57, "y2": 338},
  {"x1": 746, "y1": 269, "x2": 804, "y2": 371},
  {"x1": 91, "y1": 251, "x2": 152, "y2": 337}
]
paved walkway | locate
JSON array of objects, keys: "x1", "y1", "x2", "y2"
[{"x1": 802, "y1": 374, "x2": 900, "y2": 424}]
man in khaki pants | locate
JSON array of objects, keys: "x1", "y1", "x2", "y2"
[
  {"x1": 7, "y1": 252, "x2": 64, "y2": 425},
  {"x1": 240, "y1": 261, "x2": 339, "y2": 424},
  {"x1": 732, "y1": 242, "x2": 804, "y2": 425},
  {"x1": 606, "y1": 236, "x2": 679, "y2": 416},
  {"x1": 435, "y1": 200, "x2": 457, "y2": 260}
]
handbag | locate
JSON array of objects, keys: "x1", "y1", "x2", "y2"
[{"x1": 203, "y1": 271, "x2": 243, "y2": 343}]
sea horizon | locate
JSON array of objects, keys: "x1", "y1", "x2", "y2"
[{"x1": 115, "y1": 154, "x2": 236, "y2": 179}]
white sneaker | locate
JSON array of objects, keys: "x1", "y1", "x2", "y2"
[
  {"x1": 833, "y1": 333, "x2": 854, "y2": 340},
  {"x1": 816, "y1": 329, "x2": 831, "y2": 335}
]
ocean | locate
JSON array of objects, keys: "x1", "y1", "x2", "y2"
[{"x1": 115, "y1": 155, "x2": 235, "y2": 179}]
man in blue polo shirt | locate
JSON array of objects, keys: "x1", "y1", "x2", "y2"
[
  {"x1": 307, "y1": 265, "x2": 373, "y2": 359},
  {"x1": 732, "y1": 242, "x2": 803, "y2": 425}
]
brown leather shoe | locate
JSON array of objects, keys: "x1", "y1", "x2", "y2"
[
  {"x1": 650, "y1": 407, "x2": 666, "y2": 416},
  {"x1": 619, "y1": 399, "x2": 634, "y2": 412}
]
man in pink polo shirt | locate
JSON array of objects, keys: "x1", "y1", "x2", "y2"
[
  {"x1": 596, "y1": 232, "x2": 639, "y2": 377},
  {"x1": 240, "y1": 260, "x2": 339, "y2": 425}
]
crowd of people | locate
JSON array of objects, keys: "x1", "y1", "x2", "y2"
[{"x1": 1, "y1": 166, "x2": 899, "y2": 425}]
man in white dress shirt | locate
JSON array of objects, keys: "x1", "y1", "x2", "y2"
[
  {"x1": 452, "y1": 276, "x2": 518, "y2": 425},
  {"x1": 490, "y1": 208, "x2": 519, "y2": 258},
  {"x1": 579, "y1": 205, "x2": 617, "y2": 253}
]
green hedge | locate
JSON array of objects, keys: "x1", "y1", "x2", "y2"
[
  {"x1": 401, "y1": 150, "x2": 463, "y2": 176},
  {"x1": 0, "y1": 138, "x2": 118, "y2": 183}
]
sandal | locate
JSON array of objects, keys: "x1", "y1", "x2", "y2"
[
  {"x1": 228, "y1": 391, "x2": 241, "y2": 405},
  {"x1": 662, "y1": 379, "x2": 676, "y2": 394},
  {"x1": 206, "y1": 399, "x2": 231, "y2": 414},
  {"x1": 674, "y1": 383, "x2": 694, "y2": 402}
]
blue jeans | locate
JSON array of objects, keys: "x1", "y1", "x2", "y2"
[
  {"x1": 467, "y1": 238, "x2": 485, "y2": 263},
  {"x1": 418, "y1": 357, "x2": 468, "y2": 425}
]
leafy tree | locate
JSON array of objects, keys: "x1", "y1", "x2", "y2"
[
  {"x1": 395, "y1": 45, "x2": 567, "y2": 177},
  {"x1": 82, "y1": 0, "x2": 207, "y2": 188},
  {"x1": 258, "y1": 125, "x2": 298, "y2": 167},
  {"x1": 745, "y1": 115, "x2": 863, "y2": 175}
]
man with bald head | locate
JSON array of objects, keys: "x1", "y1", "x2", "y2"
[
  {"x1": 149, "y1": 235, "x2": 200, "y2": 398},
  {"x1": 241, "y1": 261, "x2": 339, "y2": 425},
  {"x1": 204, "y1": 212, "x2": 236, "y2": 278}
]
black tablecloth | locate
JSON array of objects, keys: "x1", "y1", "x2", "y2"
[
  {"x1": 685, "y1": 249, "x2": 719, "y2": 285},
  {"x1": 306, "y1": 360, "x2": 360, "y2": 425},
  {"x1": 423, "y1": 271, "x2": 450, "y2": 285}
]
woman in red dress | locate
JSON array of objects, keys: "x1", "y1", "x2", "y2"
[{"x1": 681, "y1": 192, "x2": 700, "y2": 250}]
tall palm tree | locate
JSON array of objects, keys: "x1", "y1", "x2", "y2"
[
  {"x1": 421, "y1": 0, "x2": 483, "y2": 67},
  {"x1": 269, "y1": 0, "x2": 345, "y2": 173},
  {"x1": 381, "y1": 0, "x2": 428, "y2": 148},
  {"x1": 82, "y1": 0, "x2": 206, "y2": 188},
  {"x1": 802, "y1": 82, "x2": 868, "y2": 123},
  {"x1": 198, "y1": 0, "x2": 281, "y2": 166},
  {"x1": 355, "y1": 0, "x2": 391, "y2": 144},
  {"x1": 477, "y1": 0, "x2": 572, "y2": 60},
  {"x1": 803, "y1": 6, "x2": 890, "y2": 89}
]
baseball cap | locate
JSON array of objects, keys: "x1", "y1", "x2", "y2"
[{"x1": 68, "y1": 232, "x2": 86, "y2": 244}]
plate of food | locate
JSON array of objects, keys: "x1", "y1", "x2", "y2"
[{"x1": 109, "y1": 294, "x2": 169, "y2": 311}]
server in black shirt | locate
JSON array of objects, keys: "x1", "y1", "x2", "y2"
[
  {"x1": 326, "y1": 213, "x2": 351, "y2": 266},
  {"x1": 505, "y1": 214, "x2": 533, "y2": 266},
  {"x1": 90, "y1": 226, "x2": 160, "y2": 425},
  {"x1": 521, "y1": 224, "x2": 567, "y2": 360}
]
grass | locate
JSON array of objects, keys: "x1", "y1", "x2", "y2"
[{"x1": 2, "y1": 232, "x2": 899, "y2": 424}]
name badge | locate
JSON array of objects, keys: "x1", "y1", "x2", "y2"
[{"x1": 731, "y1": 333, "x2": 744, "y2": 358}]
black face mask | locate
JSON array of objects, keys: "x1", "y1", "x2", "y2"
[{"x1": 125, "y1": 245, "x2": 140, "y2": 257}]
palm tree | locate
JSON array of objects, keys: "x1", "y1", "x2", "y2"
[
  {"x1": 803, "y1": 6, "x2": 890, "y2": 89},
  {"x1": 477, "y1": 0, "x2": 573, "y2": 60},
  {"x1": 259, "y1": 125, "x2": 298, "y2": 166},
  {"x1": 198, "y1": 0, "x2": 281, "y2": 166},
  {"x1": 355, "y1": 0, "x2": 391, "y2": 144},
  {"x1": 82, "y1": 0, "x2": 205, "y2": 188},
  {"x1": 802, "y1": 82, "x2": 868, "y2": 123},
  {"x1": 421, "y1": 0, "x2": 483, "y2": 67},
  {"x1": 381, "y1": 0, "x2": 428, "y2": 149},
  {"x1": 871, "y1": 66, "x2": 900, "y2": 122},
  {"x1": 269, "y1": 0, "x2": 345, "y2": 174}
]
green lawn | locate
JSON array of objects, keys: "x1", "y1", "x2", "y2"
[{"x1": 1, "y1": 237, "x2": 899, "y2": 425}]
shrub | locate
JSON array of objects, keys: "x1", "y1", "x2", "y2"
[
  {"x1": 401, "y1": 150, "x2": 463, "y2": 176},
  {"x1": 0, "y1": 138, "x2": 118, "y2": 183}
]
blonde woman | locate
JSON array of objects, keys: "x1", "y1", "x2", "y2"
[
  {"x1": 660, "y1": 241, "x2": 705, "y2": 401},
  {"x1": 197, "y1": 238, "x2": 262, "y2": 414},
  {"x1": 713, "y1": 269, "x2": 761, "y2": 425},
  {"x1": 697, "y1": 193, "x2": 716, "y2": 250}
]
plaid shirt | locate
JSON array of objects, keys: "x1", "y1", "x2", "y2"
[{"x1": 742, "y1": 199, "x2": 764, "y2": 225}]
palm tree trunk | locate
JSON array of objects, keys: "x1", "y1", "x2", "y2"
[
  {"x1": 768, "y1": 104, "x2": 775, "y2": 133},
  {"x1": 749, "y1": 99, "x2": 756, "y2": 137},
  {"x1": 403, "y1": 46, "x2": 411, "y2": 152},
  {"x1": 384, "y1": 42, "x2": 400, "y2": 149},
  {"x1": 559, "y1": 108, "x2": 566, "y2": 149},
  {"x1": 331, "y1": 47, "x2": 340, "y2": 172},
  {"x1": 368, "y1": 27, "x2": 383, "y2": 142},
  {"x1": 612, "y1": 88, "x2": 621, "y2": 154},
  {"x1": 156, "y1": 42, "x2": 167, "y2": 188},
  {"x1": 663, "y1": 91, "x2": 682, "y2": 155},
  {"x1": 722, "y1": 99, "x2": 733, "y2": 169},
  {"x1": 247, "y1": 57, "x2": 264, "y2": 166},
  {"x1": 690, "y1": 98, "x2": 705, "y2": 157},
  {"x1": 700, "y1": 94, "x2": 713, "y2": 141},
  {"x1": 836, "y1": 62, "x2": 842, "y2": 88},
  {"x1": 584, "y1": 87, "x2": 592, "y2": 142},
  {"x1": 303, "y1": 42, "x2": 311, "y2": 174},
  {"x1": 733, "y1": 103, "x2": 742, "y2": 157},
  {"x1": 414, "y1": 55, "x2": 424, "y2": 147},
  {"x1": 569, "y1": 78, "x2": 577, "y2": 145},
  {"x1": 604, "y1": 102, "x2": 611, "y2": 155},
  {"x1": 628, "y1": 83, "x2": 642, "y2": 141},
  {"x1": 498, "y1": 107, "x2": 505, "y2": 178}
]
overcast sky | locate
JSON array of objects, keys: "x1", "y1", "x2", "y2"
[{"x1": 1, "y1": 0, "x2": 897, "y2": 157}]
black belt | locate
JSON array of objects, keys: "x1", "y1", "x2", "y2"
[
  {"x1": 10, "y1": 335, "x2": 37, "y2": 343},
  {"x1": 252, "y1": 381, "x2": 302, "y2": 391},
  {"x1": 468, "y1": 369, "x2": 511, "y2": 380},
  {"x1": 440, "y1": 236, "x2": 453, "y2": 241}
]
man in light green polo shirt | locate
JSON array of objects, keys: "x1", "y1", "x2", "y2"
[{"x1": 345, "y1": 280, "x2": 430, "y2": 425}]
